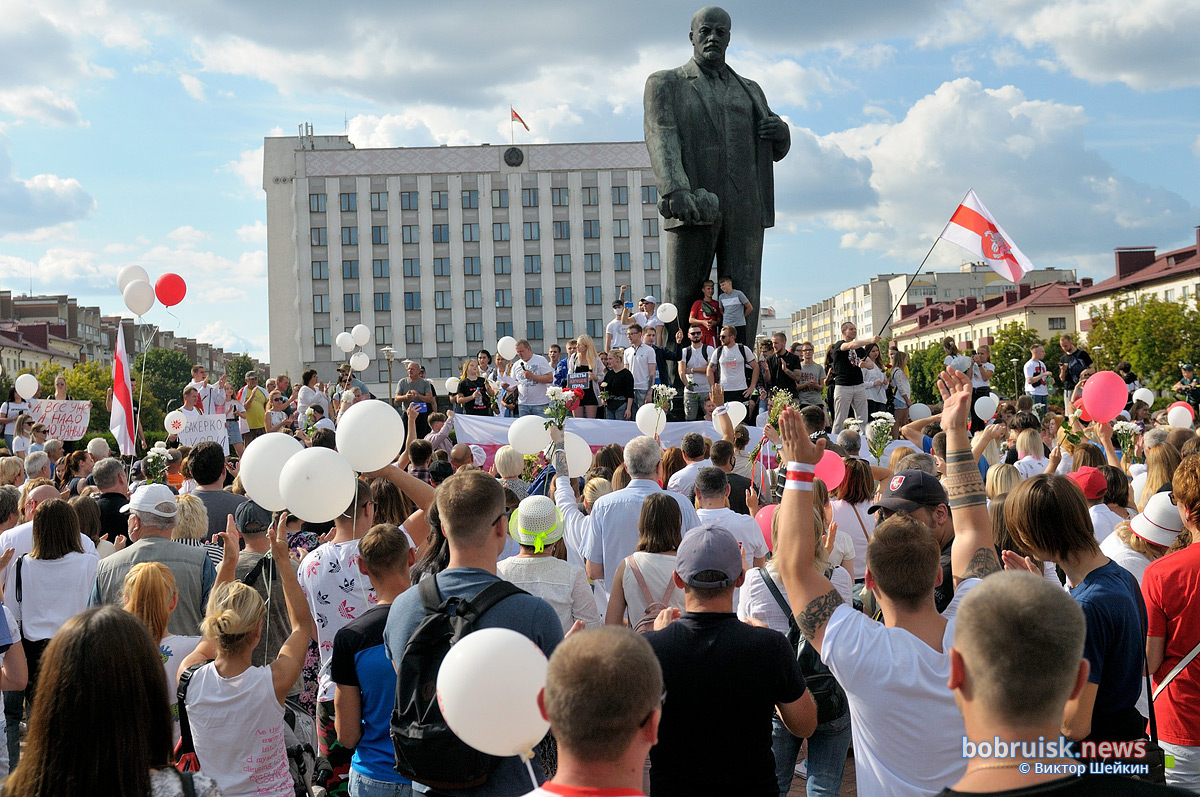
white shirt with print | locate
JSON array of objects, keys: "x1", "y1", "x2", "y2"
[{"x1": 297, "y1": 540, "x2": 377, "y2": 702}]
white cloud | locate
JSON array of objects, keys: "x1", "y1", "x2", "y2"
[
  {"x1": 236, "y1": 220, "x2": 266, "y2": 243},
  {"x1": 0, "y1": 87, "x2": 84, "y2": 126},
  {"x1": 138, "y1": 244, "x2": 266, "y2": 279},
  {"x1": 1194, "y1": 134, "x2": 1200, "y2": 158},
  {"x1": 166, "y1": 225, "x2": 207, "y2": 246},
  {"x1": 0, "y1": 247, "x2": 112, "y2": 288},
  {"x1": 223, "y1": 127, "x2": 282, "y2": 193},
  {"x1": 208, "y1": 286, "x2": 248, "y2": 302},
  {"x1": 179, "y1": 73, "x2": 206, "y2": 101},
  {"x1": 197, "y1": 321, "x2": 266, "y2": 359},
  {"x1": 774, "y1": 125, "x2": 877, "y2": 218},
  {"x1": 0, "y1": 140, "x2": 94, "y2": 234}
]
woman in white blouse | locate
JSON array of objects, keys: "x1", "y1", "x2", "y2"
[{"x1": 604, "y1": 494, "x2": 688, "y2": 627}]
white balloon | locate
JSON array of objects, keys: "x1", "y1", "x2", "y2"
[
  {"x1": 990, "y1": 392, "x2": 1000, "y2": 404},
  {"x1": 508, "y1": 414, "x2": 551, "y2": 455},
  {"x1": 336, "y1": 399, "x2": 406, "y2": 472},
  {"x1": 445, "y1": 377, "x2": 461, "y2": 394},
  {"x1": 726, "y1": 401, "x2": 748, "y2": 427},
  {"x1": 1132, "y1": 472, "x2": 1148, "y2": 503},
  {"x1": 909, "y1": 403, "x2": 932, "y2": 421},
  {"x1": 973, "y1": 394, "x2": 998, "y2": 421},
  {"x1": 351, "y1": 323, "x2": 371, "y2": 347},
  {"x1": 240, "y1": 433, "x2": 304, "y2": 511},
  {"x1": 657, "y1": 302, "x2": 678, "y2": 324},
  {"x1": 951, "y1": 355, "x2": 973, "y2": 374},
  {"x1": 122, "y1": 279, "x2": 155, "y2": 317},
  {"x1": 496, "y1": 336, "x2": 518, "y2": 361},
  {"x1": 635, "y1": 403, "x2": 666, "y2": 437},
  {"x1": 279, "y1": 446, "x2": 357, "y2": 523},
  {"x1": 335, "y1": 331, "x2": 355, "y2": 353},
  {"x1": 1133, "y1": 387, "x2": 1155, "y2": 407},
  {"x1": 163, "y1": 410, "x2": 187, "y2": 435},
  {"x1": 13, "y1": 373, "x2": 39, "y2": 401},
  {"x1": 117, "y1": 265, "x2": 149, "y2": 294},
  {"x1": 437, "y1": 628, "x2": 549, "y2": 758},
  {"x1": 562, "y1": 432, "x2": 593, "y2": 476},
  {"x1": 349, "y1": 351, "x2": 369, "y2": 372},
  {"x1": 1168, "y1": 406, "x2": 1194, "y2": 429}
]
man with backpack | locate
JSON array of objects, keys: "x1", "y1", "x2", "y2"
[
  {"x1": 678, "y1": 323, "x2": 713, "y2": 421},
  {"x1": 384, "y1": 469, "x2": 564, "y2": 796},
  {"x1": 706, "y1": 326, "x2": 759, "y2": 419}
]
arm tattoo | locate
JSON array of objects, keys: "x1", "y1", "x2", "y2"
[
  {"x1": 551, "y1": 446, "x2": 569, "y2": 478},
  {"x1": 796, "y1": 587, "x2": 844, "y2": 640},
  {"x1": 962, "y1": 547, "x2": 1002, "y2": 580},
  {"x1": 944, "y1": 450, "x2": 986, "y2": 508}
]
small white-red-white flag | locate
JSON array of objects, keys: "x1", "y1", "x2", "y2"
[
  {"x1": 110, "y1": 324, "x2": 137, "y2": 455},
  {"x1": 939, "y1": 189, "x2": 1034, "y2": 282},
  {"x1": 510, "y1": 107, "x2": 530, "y2": 132}
]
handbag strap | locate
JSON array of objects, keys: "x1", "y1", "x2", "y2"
[
  {"x1": 1132, "y1": 587, "x2": 1159, "y2": 745},
  {"x1": 14, "y1": 555, "x2": 24, "y2": 628},
  {"x1": 849, "y1": 504, "x2": 870, "y2": 544},
  {"x1": 627, "y1": 555, "x2": 675, "y2": 606},
  {"x1": 757, "y1": 567, "x2": 801, "y2": 642},
  {"x1": 1152, "y1": 638, "x2": 1200, "y2": 702}
]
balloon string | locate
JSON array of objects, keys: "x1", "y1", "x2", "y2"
[
  {"x1": 522, "y1": 752, "x2": 538, "y2": 790},
  {"x1": 164, "y1": 308, "x2": 181, "y2": 329}
]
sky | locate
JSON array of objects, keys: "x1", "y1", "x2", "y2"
[{"x1": 2, "y1": 0, "x2": 1199, "y2": 364}]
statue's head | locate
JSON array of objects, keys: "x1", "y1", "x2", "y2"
[{"x1": 690, "y1": 6, "x2": 731, "y2": 69}]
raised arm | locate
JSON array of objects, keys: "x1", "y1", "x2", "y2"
[
  {"x1": 366, "y1": 462, "x2": 436, "y2": 513},
  {"x1": 269, "y1": 513, "x2": 314, "y2": 702},
  {"x1": 900, "y1": 412, "x2": 940, "y2": 447}
]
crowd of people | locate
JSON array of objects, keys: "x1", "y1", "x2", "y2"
[{"x1": 0, "y1": 311, "x2": 1198, "y2": 797}]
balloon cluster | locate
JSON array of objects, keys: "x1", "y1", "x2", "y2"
[
  {"x1": 335, "y1": 325, "x2": 373, "y2": 373},
  {"x1": 117, "y1": 265, "x2": 187, "y2": 317}
]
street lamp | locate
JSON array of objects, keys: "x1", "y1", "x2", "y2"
[
  {"x1": 1011, "y1": 358, "x2": 1021, "y2": 399},
  {"x1": 381, "y1": 346, "x2": 396, "y2": 408}
]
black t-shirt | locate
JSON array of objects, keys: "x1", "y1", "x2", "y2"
[
  {"x1": 766, "y1": 351, "x2": 803, "y2": 396},
  {"x1": 456, "y1": 376, "x2": 491, "y2": 416},
  {"x1": 645, "y1": 612, "x2": 807, "y2": 797},
  {"x1": 829, "y1": 346, "x2": 866, "y2": 387},
  {"x1": 937, "y1": 774, "x2": 1189, "y2": 796},
  {"x1": 1060, "y1": 349, "x2": 1093, "y2": 390},
  {"x1": 605, "y1": 369, "x2": 634, "y2": 401},
  {"x1": 934, "y1": 539, "x2": 954, "y2": 614},
  {"x1": 95, "y1": 492, "x2": 130, "y2": 544}
]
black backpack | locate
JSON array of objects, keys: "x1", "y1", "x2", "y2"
[
  {"x1": 390, "y1": 575, "x2": 527, "y2": 790},
  {"x1": 757, "y1": 568, "x2": 849, "y2": 725}
]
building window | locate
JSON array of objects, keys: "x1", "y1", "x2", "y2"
[
  {"x1": 583, "y1": 220, "x2": 600, "y2": 239},
  {"x1": 432, "y1": 257, "x2": 450, "y2": 277},
  {"x1": 612, "y1": 186, "x2": 628, "y2": 205},
  {"x1": 496, "y1": 321, "x2": 514, "y2": 339},
  {"x1": 551, "y1": 187, "x2": 569, "y2": 206},
  {"x1": 311, "y1": 260, "x2": 329, "y2": 280},
  {"x1": 405, "y1": 325, "x2": 422, "y2": 344},
  {"x1": 1048, "y1": 317, "x2": 1067, "y2": 330},
  {"x1": 556, "y1": 320, "x2": 574, "y2": 339},
  {"x1": 314, "y1": 327, "x2": 330, "y2": 346},
  {"x1": 340, "y1": 193, "x2": 357, "y2": 212},
  {"x1": 466, "y1": 322, "x2": 483, "y2": 342},
  {"x1": 522, "y1": 188, "x2": 538, "y2": 207},
  {"x1": 465, "y1": 290, "x2": 483, "y2": 309},
  {"x1": 404, "y1": 292, "x2": 421, "y2": 310},
  {"x1": 341, "y1": 225, "x2": 357, "y2": 244},
  {"x1": 462, "y1": 190, "x2": 479, "y2": 209},
  {"x1": 586, "y1": 318, "x2": 604, "y2": 338},
  {"x1": 375, "y1": 325, "x2": 392, "y2": 345},
  {"x1": 492, "y1": 188, "x2": 509, "y2": 208},
  {"x1": 431, "y1": 190, "x2": 449, "y2": 209},
  {"x1": 463, "y1": 223, "x2": 480, "y2": 242},
  {"x1": 585, "y1": 286, "x2": 602, "y2": 305},
  {"x1": 403, "y1": 258, "x2": 420, "y2": 277},
  {"x1": 495, "y1": 289, "x2": 512, "y2": 307},
  {"x1": 493, "y1": 222, "x2": 510, "y2": 241},
  {"x1": 374, "y1": 292, "x2": 391, "y2": 311},
  {"x1": 613, "y1": 219, "x2": 629, "y2": 238},
  {"x1": 613, "y1": 252, "x2": 630, "y2": 271},
  {"x1": 436, "y1": 324, "x2": 453, "y2": 343},
  {"x1": 581, "y1": 186, "x2": 599, "y2": 206},
  {"x1": 644, "y1": 251, "x2": 660, "y2": 271},
  {"x1": 313, "y1": 294, "x2": 329, "y2": 313},
  {"x1": 309, "y1": 193, "x2": 327, "y2": 213},
  {"x1": 432, "y1": 224, "x2": 450, "y2": 243},
  {"x1": 584, "y1": 253, "x2": 602, "y2": 272},
  {"x1": 553, "y1": 220, "x2": 570, "y2": 240},
  {"x1": 554, "y1": 254, "x2": 571, "y2": 273},
  {"x1": 523, "y1": 221, "x2": 540, "y2": 241},
  {"x1": 371, "y1": 226, "x2": 388, "y2": 245},
  {"x1": 646, "y1": 283, "x2": 660, "y2": 299},
  {"x1": 641, "y1": 185, "x2": 658, "y2": 204},
  {"x1": 463, "y1": 256, "x2": 481, "y2": 275},
  {"x1": 311, "y1": 227, "x2": 327, "y2": 246},
  {"x1": 342, "y1": 260, "x2": 359, "y2": 279},
  {"x1": 373, "y1": 258, "x2": 390, "y2": 278},
  {"x1": 527, "y1": 320, "x2": 543, "y2": 340},
  {"x1": 643, "y1": 218, "x2": 659, "y2": 237},
  {"x1": 344, "y1": 293, "x2": 360, "y2": 313},
  {"x1": 494, "y1": 256, "x2": 511, "y2": 275},
  {"x1": 524, "y1": 255, "x2": 541, "y2": 274},
  {"x1": 1165, "y1": 288, "x2": 1176, "y2": 301},
  {"x1": 402, "y1": 225, "x2": 419, "y2": 244},
  {"x1": 400, "y1": 191, "x2": 418, "y2": 210},
  {"x1": 434, "y1": 291, "x2": 452, "y2": 310},
  {"x1": 370, "y1": 192, "x2": 387, "y2": 211},
  {"x1": 555, "y1": 287, "x2": 572, "y2": 305},
  {"x1": 526, "y1": 288, "x2": 543, "y2": 306}
]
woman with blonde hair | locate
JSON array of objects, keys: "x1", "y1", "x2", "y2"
[
  {"x1": 889, "y1": 350, "x2": 912, "y2": 435},
  {"x1": 10, "y1": 416, "x2": 33, "y2": 460},
  {"x1": 179, "y1": 520, "x2": 312, "y2": 797},
  {"x1": 1138, "y1": 443, "x2": 1181, "y2": 511},
  {"x1": 493, "y1": 444, "x2": 529, "y2": 499},
  {"x1": 985, "y1": 462, "x2": 1021, "y2": 500},
  {"x1": 568, "y1": 334, "x2": 604, "y2": 419},
  {"x1": 0, "y1": 457, "x2": 24, "y2": 487},
  {"x1": 172, "y1": 493, "x2": 223, "y2": 566},
  {"x1": 455, "y1": 357, "x2": 496, "y2": 416}
]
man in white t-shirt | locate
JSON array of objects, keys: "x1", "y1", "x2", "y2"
[
  {"x1": 693, "y1": 467, "x2": 766, "y2": 571},
  {"x1": 1024, "y1": 343, "x2": 1052, "y2": 409},
  {"x1": 623, "y1": 325, "x2": 657, "y2": 407},
  {"x1": 185, "y1": 364, "x2": 219, "y2": 415},
  {"x1": 774, "y1": 367, "x2": 1001, "y2": 797},
  {"x1": 666, "y1": 434, "x2": 712, "y2": 496},
  {"x1": 605, "y1": 300, "x2": 632, "y2": 353},
  {"x1": 512, "y1": 339, "x2": 555, "y2": 418},
  {"x1": 524, "y1": 627, "x2": 662, "y2": 797},
  {"x1": 621, "y1": 294, "x2": 665, "y2": 331},
  {"x1": 678, "y1": 323, "x2": 713, "y2": 421},
  {"x1": 706, "y1": 326, "x2": 758, "y2": 416}
]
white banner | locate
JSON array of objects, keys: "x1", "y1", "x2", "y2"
[
  {"x1": 179, "y1": 415, "x2": 229, "y2": 455},
  {"x1": 27, "y1": 399, "x2": 92, "y2": 442},
  {"x1": 453, "y1": 414, "x2": 764, "y2": 450}
]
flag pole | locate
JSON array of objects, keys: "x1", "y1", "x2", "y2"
[{"x1": 510, "y1": 105, "x2": 514, "y2": 145}]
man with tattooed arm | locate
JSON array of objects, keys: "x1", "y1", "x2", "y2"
[{"x1": 775, "y1": 368, "x2": 1001, "y2": 797}]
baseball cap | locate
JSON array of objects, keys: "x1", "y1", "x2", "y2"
[
  {"x1": 674, "y1": 524, "x2": 743, "y2": 589},
  {"x1": 869, "y1": 469, "x2": 949, "y2": 515},
  {"x1": 469, "y1": 444, "x2": 486, "y2": 468},
  {"x1": 612, "y1": 300, "x2": 624, "y2": 309},
  {"x1": 120, "y1": 483, "x2": 178, "y2": 518},
  {"x1": 235, "y1": 500, "x2": 273, "y2": 535},
  {"x1": 1066, "y1": 466, "x2": 1106, "y2": 500},
  {"x1": 508, "y1": 495, "x2": 565, "y2": 553},
  {"x1": 245, "y1": 371, "x2": 258, "y2": 380},
  {"x1": 1130, "y1": 492, "x2": 1184, "y2": 548},
  {"x1": 641, "y1": 295, "x2": 658, "y2": 304}
]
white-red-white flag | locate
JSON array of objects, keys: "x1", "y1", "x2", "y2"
[
  {"x1": 939, "y1": 189, "x2": 1034, "y2": 282},
  {"x1": 110, "y1": 324, "x2": 136, "y2": 455}
]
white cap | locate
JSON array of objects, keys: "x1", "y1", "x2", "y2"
[
  {"x1": 470, "y1": 444, "x2": 486, "y2": 467},
  {"x1": 641, "y1": 295, "x2": 658, "y2": 304},
  {"x1": 120, "y1": 483, "x2": 178, "y2": 518},
  {"x1": 1130, "y1": 492, "x2": 1183, "y2": 548}
]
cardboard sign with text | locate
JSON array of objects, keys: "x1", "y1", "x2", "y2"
[
  {"x1": 27, "y1": 399, "x2": 92, "y2": 442},
  {"x1": 179, "y1": 416, "x2": 229, "y2": 455}
]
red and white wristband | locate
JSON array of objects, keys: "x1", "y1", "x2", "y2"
[{"x1": 785, "y1": 461, "x2": 815, "y2": 491}]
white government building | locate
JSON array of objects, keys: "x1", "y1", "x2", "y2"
[{"x1": 263, "y1": 128, "x2": 670, "y2": 395}]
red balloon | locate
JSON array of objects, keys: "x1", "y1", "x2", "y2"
[
  {"x1": 1073, "y1": 399, "x2": 1092, "y2": 423},
  {"x1": 1080, "y1": 370, "x2": 1126, "y2": 424},
  {"x1": 1168, "y1": 401, "x2": 1196, "y2": 420},
  {"x1": 815, "y1": 449, "x2": 846, "y2": 491},
  {"x1": 155, "y1": 273, "x2": 187, "y2": 307},
  {"x1": 755, "y1": 505, "x2": 777, "y2": 552}
]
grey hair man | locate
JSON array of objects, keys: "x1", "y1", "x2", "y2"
[
  {"x1": 22, "y1": 451, "x2": 50, "y2": 482},
  {"x1": 92, "y1": 457, "x2": 131, "y2": 543},
  {"x1": 42, "y1": 439, "x2": 63, "y2": 463},
  {"x1": 837, "y1": 428, "x2": 862, "y2": 456},
  {"x1": 86, "y1": 437, "x2": 111, "y2": 461}
]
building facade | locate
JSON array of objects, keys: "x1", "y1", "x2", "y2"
[{"x1": 263, "y1": 133, "x2": 669, "y2": 392}]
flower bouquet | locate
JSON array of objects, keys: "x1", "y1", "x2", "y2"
[
  {"x1": 1112, "y1": 419, "x2": 1142, "y2": 465},
  {"x1": 545, "y1": 386, "x2": 583, "y2": 430},
  {"x1": 599, "y1": 382, "x2": 610, "y2": 405},
  {"x1": 303, "y1": 407, "x2": 317, "y2": 436},
  {"x1": 652, "y1": 384, "x2": 677, "y2": 413},
  {"x1": 143, "y1": 444, "x2": 169, "y2": 485},
  {"x1": 867, "y1": 411, "x2": 895, "y2": 461},
  {"x1": 748, "y1": 387, "x2": 799, "y2": 464},
  {"x1": 842, "y1": 417, "x2": 863, "y2": 433}
]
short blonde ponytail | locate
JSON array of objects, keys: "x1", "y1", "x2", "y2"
[{"x1": 201, "y1": 581, "x2": 266, "y2": 652}]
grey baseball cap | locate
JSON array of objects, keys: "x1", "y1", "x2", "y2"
[{"x1": 674, "y1": 524, "x2": 743, "y2": 589}]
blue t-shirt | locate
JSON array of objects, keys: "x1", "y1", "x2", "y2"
[
  {"x1": 922, "y1": 435, "x2": 989, "y2": 480},
  {"x1": 384, "y1": 568, "x2": 564, "y2": 797},
  {"x1": 1070, "y1": 560, "x2": 1145, "y2": 738},
  {"x1": 331, "y1": 605, "x2": 410, "y2": 785}
]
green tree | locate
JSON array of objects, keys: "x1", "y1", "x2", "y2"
[
  {"x1": 226, "y1": 353, "x2": 260, "y2": 393},
  {"x1": 990, "y1": 322, "x2": 1061, "y2": 400},
  {"x1": 135, "y1": 349, "x2": 193, "y2": 414},
  {"x1": 36, "y1": 361, "x2": 114, "y2": 433},
  {"x1": 908, "y1": 343, "x2": 946, "y2": 405},
  {"x1": 1084, "y1": 294, "x2": 1200, "y2": 390}
]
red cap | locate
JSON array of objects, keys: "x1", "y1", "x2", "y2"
[{"x1": 1066, "y1": 466, "x2": 1106, "y2": 500}]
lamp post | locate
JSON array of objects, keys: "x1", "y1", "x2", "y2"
[
  {"x1": 1011, "y1": 358, "x2": 1020, "y2": 400},
  {"x1": 381, "y1": 346, "x2": 396, "y2": 408}
]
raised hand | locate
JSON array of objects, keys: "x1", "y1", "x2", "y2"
[
  {"x1": 779, "y1": 406, "x2": 824, "y2": 466},
  {"x1": 936, "y1": 367, "x2": 973, "y2": 434}
]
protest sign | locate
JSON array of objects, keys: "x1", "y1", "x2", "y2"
[
  {"x1": 27, "y1": 399, "x2": 92, "y2": 441},
  {"x1": 179, "y1": 415, "x2": 229, "y2": 455}
]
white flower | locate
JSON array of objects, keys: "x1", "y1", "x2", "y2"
[
  {"x1": 843, "y1": 418, "x2": 863, "y2": 431},
  {"x1": 547, "y1": 386, "x2": 565, "y2": 401},
  {"x1": 871, "y1": 412, "x2": 895, "y2": 423},
  {"x1": 1113, "y1": 421, "x2": 1141, "y2": 436}
]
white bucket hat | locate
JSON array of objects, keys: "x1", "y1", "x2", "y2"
[{"x1": 1130, "y1": 492, "x2": 1184, "y2": 548}]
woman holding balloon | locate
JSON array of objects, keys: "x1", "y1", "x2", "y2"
[{"x1": 969, "y1": 344, "x2": 995, "y2": 433}]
